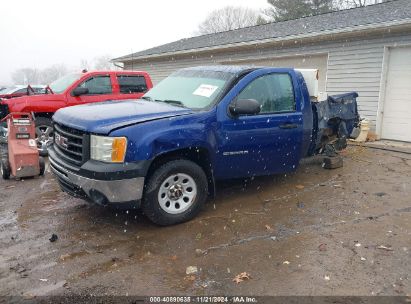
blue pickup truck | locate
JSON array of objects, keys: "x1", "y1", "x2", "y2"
[{"x1": 48, "y1": 66, "x2": 359, "y2": 225}]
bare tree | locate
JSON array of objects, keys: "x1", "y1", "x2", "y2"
[
  {"x1": 93, "y1": 55, "x2": 113, "y2": 70},
  {"x1": 10, "y1": 56, "x2": 116, "y2": 86},
  {"x1": 11, "y1": 68, "x2": 40, "y2": 85},
  {"x1": 197, "y1": 6, "x2": 261, "y2": 35},
  {"x1": 39, "y1": 64, "x2": 68, "y2": 84}
]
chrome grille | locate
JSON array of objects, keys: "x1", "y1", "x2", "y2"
[{"x1": 53, "y1": 123, "x2": 87, "y2": 166}]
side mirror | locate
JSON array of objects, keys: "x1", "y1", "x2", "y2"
[
  {"x1": 72, "y1": 87, "x2": 89, "y2": 96},
  {"x1": 229, "y1": 99, "x2": 261, "y2": 116}
]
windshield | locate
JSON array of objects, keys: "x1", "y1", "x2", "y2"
[
  {"x1": 49, "y1": 73, "x2": 81, "y2": 94},
  {"x1": 143, "y1": 69, "x2": 234, "y2": 110}
]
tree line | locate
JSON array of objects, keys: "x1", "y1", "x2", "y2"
[
  {"x1": 11, "y1": 55, "x2": 114, "y2": 85},
  {"x1": 197, "y1": 0, "x2": 389, "y2": 35}
]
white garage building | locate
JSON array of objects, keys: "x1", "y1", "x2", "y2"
[{"x1": 113, "y1": 0, "x2": 411, "y2": 141}]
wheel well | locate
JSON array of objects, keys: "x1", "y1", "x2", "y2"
[
  {"x1": 33, "y1": 112, "x2": 54, "y2": 120},
  {"x1": 146, "y1": 148, "x2": 215, "y2": 197}
]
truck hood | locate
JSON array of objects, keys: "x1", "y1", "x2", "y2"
[
  {"x1": 1, "y1": 93, "x2": 64, "y2": 105},
  {"x1": 53, "y1": 99, "x2": 195, "y2": 134}
]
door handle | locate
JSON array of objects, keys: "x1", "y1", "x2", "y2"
[{"x1": 279, "y1": 123, "x2": 298, "y2": 129}]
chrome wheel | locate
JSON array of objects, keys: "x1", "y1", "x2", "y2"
[
  {"x1": 158, "y1": 173, "x2": 197, "y2": 215},
  {"x1": 36, "y1": 125, "x2": 54, "y2": 152}
]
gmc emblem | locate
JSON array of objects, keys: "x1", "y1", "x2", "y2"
[{"x1": 55, "y1": 133, "x2": 68, "y2": 148}]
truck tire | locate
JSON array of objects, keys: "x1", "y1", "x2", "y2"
[
  {"x1": 1, "y1": 159, "x2": 11, "y2": 180},
  {"x1": 35, "y1": 117, "x2": 54, "y2": 157},
  {"x1": 142, "y1": 159, "x2": 208, "y2": 226},
  {"x1": 39, "y1": 157, "x2": 45, "y2": 176}
]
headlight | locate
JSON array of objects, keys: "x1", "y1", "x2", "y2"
[{"x1": 90, "y1": 135, "x2": 127, "y2": 163}]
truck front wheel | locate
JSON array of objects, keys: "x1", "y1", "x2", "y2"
[
  {"x1": 142, "y1": 159, "x2": 208, "y2": 226},
  {"x1": 35, "y1": 117, "x2": 54, "y2": 157}
]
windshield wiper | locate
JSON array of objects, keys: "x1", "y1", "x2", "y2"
[
  {"x1": 157, "y1": 99, "x2": 186, "y2": 107},
  {"x1": 142, "y1": 97, "x2": 187, "y2": 108}
]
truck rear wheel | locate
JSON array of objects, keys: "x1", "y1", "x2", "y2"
[
  {"x1": 142, "y1": 159, "x2": 208, "y2": 226},
  {"x1": 1, "y1": 159, "x2": 11, "y2": 180},
  {"x1": 35, "y1": 117, "x2": 54, "y2": 157}
]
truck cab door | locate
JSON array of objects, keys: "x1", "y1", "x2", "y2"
[
  {"x1": 115, "y1": 74, "x2": 149, "y2": 100},
  {"x1": 66, "y1": 74, "x2": 114, "y2": 106},
  {"x1": 215, "y1": 70, "x2": 304, "y2": 179}
]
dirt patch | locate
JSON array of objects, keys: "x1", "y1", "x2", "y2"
[{"x1": 0, "y1": 147, "x2": 410, "y2": 296}]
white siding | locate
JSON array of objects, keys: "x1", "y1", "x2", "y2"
[{"x1": 124, "y1": 32, "x2": 411, "y2": 133}]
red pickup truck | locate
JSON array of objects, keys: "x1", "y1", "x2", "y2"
[{"x1": 0, "y1": 70, "x2": 153, "y2": 155}]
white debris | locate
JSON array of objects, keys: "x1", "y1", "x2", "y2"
[
  {"x1": 186, "y1": 266, "x2": 198, "y2": 275},
  {"x1": 377, "y1": 245, "x2": 393, "y2": 251}
]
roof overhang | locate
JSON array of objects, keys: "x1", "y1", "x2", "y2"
[{"x1": 113, "y1": 19, "x2": 411, "y2": 63}]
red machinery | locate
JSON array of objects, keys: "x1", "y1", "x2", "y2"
[{"x1": 1, "y1": 113, "x2": 45, "y2": 179}]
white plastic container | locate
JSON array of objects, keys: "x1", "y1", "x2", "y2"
[
  {"x1": 296, "y1": 69, "x2": 319, "y2": 99},
  {"x1": 354, "y1": 119, "x2": 370, "y2": 142}
]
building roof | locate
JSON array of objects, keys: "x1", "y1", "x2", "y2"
[{"x1": 114, "y1": 0, "x2": 411, "y2": 62}]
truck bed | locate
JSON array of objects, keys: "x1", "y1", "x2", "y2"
[{"x1": 309, "y1": 92, "x2": 360, "y2": 155}]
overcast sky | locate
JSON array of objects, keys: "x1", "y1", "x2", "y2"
[{"x1": 0, "y1": 0, "x2": 269, "y2": 85}]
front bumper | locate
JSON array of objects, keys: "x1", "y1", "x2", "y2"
[{"x1": 48, "y1": 147, "x2": 147, "y2": 205}]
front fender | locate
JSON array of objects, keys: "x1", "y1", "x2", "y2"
[
  {"x1": 109, "y1": 111, "x2": 217, "y2": 162},
  {"x1": 5, "y1": 96, "x2": 66, "y2": 113}
]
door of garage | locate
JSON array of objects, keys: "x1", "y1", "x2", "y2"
[
  {"x1": 381, "y1": 46, "x2": 411, "y2": 142},
  {"x1": 221, "y1": 53, "x2": 328, "y2": 97}
]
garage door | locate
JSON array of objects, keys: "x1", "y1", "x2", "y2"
[
  {"x1": 221, "y1": 53, "x2": 328, "y2": 97},
  {"x1": 381, "y1": 46, "x2": 411, "y2": 142}
]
